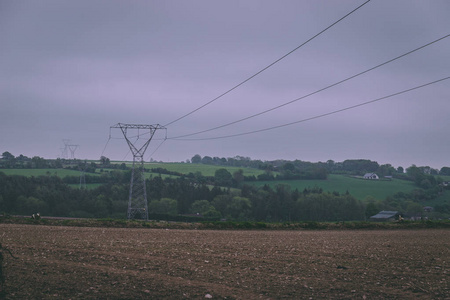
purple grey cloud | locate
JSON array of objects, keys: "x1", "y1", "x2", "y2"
[{"x1": 1, "y1": 0, "x2": 449, "y2": 169}]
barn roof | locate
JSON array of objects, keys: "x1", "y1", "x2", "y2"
[{"x1": 370, "y1": 211, "x2": 399, "y2": 219}]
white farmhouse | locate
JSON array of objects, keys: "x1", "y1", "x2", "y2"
[{"x1": 363, "y1": 173, "x2": 379, "y2": 180}]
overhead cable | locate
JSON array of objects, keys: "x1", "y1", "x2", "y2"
[
  {"x1": 168, "y1": 34, "x2": 450, "y2": 139},
  {"x1": 100, "y1": 136, "x2": 111, "y2": 157},
  {"x1": 163, "y1": 0, "x2": 371, "y2": 127},
  {"x1": 170, "y1": 76, "x2": 449, "y2": 141},
  {"x1": 146, "y1": 138, "x2": 168, "y2": 161}
]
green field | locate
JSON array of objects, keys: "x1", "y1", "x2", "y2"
[
  {"x1": 438, "y1": 175, "x2": 450, "y2": 181},
  {"x1": 0, "y1": 168, "x2": 85, "y2": 177},
  {"x1": 142, "y1": 162, "x2": 268, "y2": 177},
  {"x1": 145, "y1": 173, "x2": 179, "y2": 179},
  {"x1": 0, "y1": 163, "x2": 266, "y2": 180},
  {"x1": 108, "y1": 162, "x2": 269, "y2": 177},
  {"x1": 249, "y1": 174, "x2": 416, "y2": 201},
  {"x1": 0, "y1": 166, "x2": 420, "y2": 201}
]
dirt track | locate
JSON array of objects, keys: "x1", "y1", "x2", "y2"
[{"x1": 1, "y1": 224, "x2": 448, "y2": 299}]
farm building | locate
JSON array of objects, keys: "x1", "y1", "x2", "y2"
[
  {"x1": 369, "y1": 211, "x2": 400, "y2": 222},
  {"x1": 363, "y1": 173, "x2": 379, "y2": 180}
]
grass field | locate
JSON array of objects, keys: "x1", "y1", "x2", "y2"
[
  {"x1": 0, "y1": 166, "x2": 429, "y2": 202},
  {"x1": 0, "y1": 168, "x2": 85, "y2": 177},
  {"x1": 143, "y1": 162, "x2": 268, "y2": 177},
  {"x1": 249, "y1": 174, "x2": 416, "y2": 201},
  {"x1": 1, "y1": 224, "x2": 448, "y2": 299}
]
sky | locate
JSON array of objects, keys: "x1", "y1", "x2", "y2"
[{"x1": 1, "y1": 0, "x2": 449, "y2": 169}]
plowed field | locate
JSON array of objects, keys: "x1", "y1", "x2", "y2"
[{"x1": 1, "y1": 225, "x2": 448, "y2": 299}]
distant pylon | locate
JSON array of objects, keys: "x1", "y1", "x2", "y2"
[
  {"x1": 68, "y1": 144, "x2": 79, "y2": 159},
  {"x1": 110, "y1": 123, "x2": 166, "y2": 220},
  {"x1": 60, "y1": 140, "x2": 78, "y2": 160},
  {"x1": 61, "y1": 139, "x2": 71, "y2": 159}
]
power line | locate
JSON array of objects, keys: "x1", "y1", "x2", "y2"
[
  {"x1": 122, "y1": 149, "x2": 131, "y2": 161},
  {"x1": 169, "y1": 76, "x2": 449, "y2": 141},
  {"x1": 100, "y1": 126, "x2": 126, "y2": 158},
  {"x1": 100, "y1": 137, "x2": 111, "y2": 157},
  {"x1": 147, "y1": 138, "x2": 168, "y2": 161},
  {"x1": 163, "y1": 0, "x2": 371, "y2": 127},
  {"x1": 168, "y1": 34, "x2": 450, "y2": 139},
  {"x1": 146, "y1": 127, "x2": 168, "y2": 160}
]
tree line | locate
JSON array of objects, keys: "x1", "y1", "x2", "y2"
[
  {"x1": 1, "y1": 151, "x2": 449, "y2": 220},
  {"x1": 189, "y1": 154, "x2": 450, "y2": 178},
  {"x1": 3, "y1": 151, "x2": 450, "y2": 179},
  {"x1": 0, "y1": 171, "x2": 366, "y2": 222}
]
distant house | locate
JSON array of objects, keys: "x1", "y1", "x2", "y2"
[
  {"x1": 369, "y1": 211, "x2": 400, "y2": 222},
  {"x1": 364, "y1": 173, "x2": 379, "y2": 180}
]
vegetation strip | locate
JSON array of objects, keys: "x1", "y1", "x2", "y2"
[
  {"x1": 1, "y1": 152, "x2": 450, "y2": 222},
  {"x1": 1, "y1": 216, "x2": 449, "y2": 230}
]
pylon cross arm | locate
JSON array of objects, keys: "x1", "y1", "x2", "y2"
[{"x1": 111, "y1": 123, "x2": 165, "y2": 130}]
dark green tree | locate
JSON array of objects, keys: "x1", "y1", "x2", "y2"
[
  {"x1": 31, "y1": 156, "x2": 46, "y2": 168},
  {"x1": 191, "y1": 154, "x2": 201, "y2": 164},
  {"x1": 212, "y1": 194, "x2": 232, "y2": 217},
  {"x1": 201, "y1": 156, "x2": 213, "y2": 164},
  {"x1": 214, "y1": 168, "x2": 232, "y2": 186},
  {"x1": 1, "y1": 151, "x2": 15, "y2": 168},
  {"x1": 365, "y1": 201, "x2": 379, "y2": 218},
  {"x1": 228, "y1": 196, "x2": 251, "y2": 220},
  {"x1": 440, "y1": 167, "x2": 450, "y2": 176},
  {"x1": 232, "y1": 169, "x2": 245, "y2": 187},
  {"x1": 1, "y1": 152, "x2": 14, "y2": 161},
  {"x1": 100, "y1": 156, "x2": 110, "y2": 166},
  {"x1": 149, "y1": 198, "x2": 178, "y2": 215},
  {"x1": 190, "y1": 199, "x2": 220, "y2": 218}
]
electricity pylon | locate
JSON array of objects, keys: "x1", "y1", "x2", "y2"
[
  {"x1": 110, "y1": 123, "x2": 166, "y2": 220},
  {"x1": 61, "y1": 139, "x2": 71, "y2": 159},
  {"x1": 68, "y1": 144, "x2": 79, "y2": 159},
  {"x1": 60, "y1": 140, "x2": 78, "y2": 160}
]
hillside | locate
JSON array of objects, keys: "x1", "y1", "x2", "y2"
[
  {"x1": 0, "y1": 165, "x2": 422, "y2": 201},
  {"x1": 2, "y1": 155, "x2": 449, "y2": 220},
  {"x1": 140, "y1": 162, "x2": 268, "y2": 177},
  {"x1": 0, "y1": 168, "x2": 86, "y2": 177},
  {"x1": 249, "y1": 174, "x2": 416, "y2": 201}
]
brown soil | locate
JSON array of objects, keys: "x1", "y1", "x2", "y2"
[{"x1": 1, "y1": 225, "x2": 448, "y2": 299}]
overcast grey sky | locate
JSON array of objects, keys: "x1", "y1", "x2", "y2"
[{"x1": 1, "y1": 0, "x2": 449, "y2": 169}]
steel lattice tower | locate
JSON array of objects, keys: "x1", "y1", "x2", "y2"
[
  {"x1": 68, "y1": 144, "x2": 79, "y2": 160},
  {"x1": 61, "y1": 139, "x2": 71, "y2": 159},
  {"x1": 110, "y1": 123, "x2": 166, "y2": 220}
]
